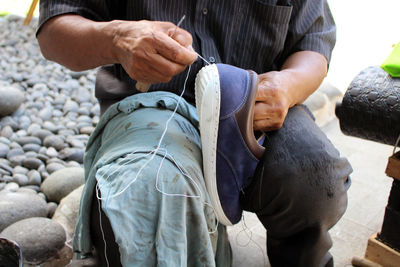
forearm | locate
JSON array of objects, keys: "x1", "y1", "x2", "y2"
[
  {"x1": 37, "y1": 15, "x2": 117, "y2": 71},
  {"x1": 280, "y1": 50, "x2": 328, "y2": 107}
]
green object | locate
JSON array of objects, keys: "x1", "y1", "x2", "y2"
[{"x1": 381, "y1": 42, "x2": 400, "y2": 77}]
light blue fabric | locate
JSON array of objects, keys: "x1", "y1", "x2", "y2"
[{"x1": 73, "y1": 91, "x2": 232, "y2": 266}]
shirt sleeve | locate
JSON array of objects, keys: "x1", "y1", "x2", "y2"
[
  {"x1": 37, "y1": 0, "x2": 112, "y2": 35},
  {"x1": 278, "y1": 0, "x2": 336, "y2": 66}
]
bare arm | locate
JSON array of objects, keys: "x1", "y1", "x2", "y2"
[
  {"x1": 253, "y1": 51, "x2": 328, "y2": 132},
  {"x1": 37, "y1": 15, "x2": 197, "y2": 83}
]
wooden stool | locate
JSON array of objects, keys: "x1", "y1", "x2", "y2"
[{"x1": 353, "y1": 150, "x2": 400, "y2": 267}]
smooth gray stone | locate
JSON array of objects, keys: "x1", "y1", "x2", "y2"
[
  {"x1": 0, "y1": 86, "x2": 24, "y2": 117},
  {"x1": 0, "y1": 125, "x2": 13, "y2": 138},
  {"x1": 53, "y1": 185, "x2": 83, "y2": 239},
  {"x1": 18, "y1": 115, "x2": 31, "y2": 129},
  {"x1": 79, "y1": 126, "x2": 94, "y2": 135},
  {"x1": 43, "y1": 135, "x2": 65, "y2": 151},
  {"x1": 67, "y1": 138, "x2": 85, "y2": 149},
  {"x1": 73, "y1": 87, "x2": 91, "y2": 103},
  {"x1": 0, "y1": 143, "x2": 9, "y2": 157},
  {"x1": 47, "y1": 202, "x2": 58, "y2": 218},
  {"x1": 24, "y1": 151, "x2": 38, "y2": 158},
  {"x1": 38, "y1": 107, "x2": 53, "y2": 121},
  {"x1": 1, "y1": 176, "x2": 13, "y2": 183},
  {"x1": 40, "y1": 167, "x2": 84, "y2": 203},
  {"x1": 43, "y1": 121, "x2": 60, "y2": 133},
  {"x1": 0, "y1": 183, "x2": 5, "y2": 191},
  {"x1": 0, "y1": 168, "x2": 10, "y2": 176},
  {"x1": 0, "y1": 116, "x2": 19, "y2": 130},
  {"x1": 77, "y1": 107, "x2": 90, "y2": 116},
  {"x1": 0, "y1": 136, "x2": 11, "y2": 145},
  {"x1": 46, "y1": 162, "x2": 65, "y2": 174},
  {"x1": 32, "y1": 129, "x2": 53, "y2": 141},
  {"x1": 23, "y1": 185, "x2": 40, "y2": 193},
  {"x1": 63, "y1": 99, "x2": 79, "y2": 113},
  {"x1": 9, "y1": 155, "x2": 25, "y2": 167},
  {"x1": 27, "y1": 170, "x2": 41, "y2": 186},
  {"x1": 0, "y1": 192, "x2": 47, "y2": 232},
  {"x1": 12, "y1": 173, "x2": 28, "y2": 186},
  {"x1": 58, "y1": 148, "x2": 84, "y2": 163},
  {"x1": 17, "y1": 187, "x2": 37, "y2": 195},
  {"x1": 45, "y1": 147, "x2": 58, "y2": 158},
  {"x1": 15, "y1": 129, "x2": 27, "y2": 137},
  {"x1": 16, "y1": 136, "x2": 41, "y2": 146},
  {"x1": 7, "y1": 148, "x2": 24, "y2": 160},
  {"x1": 0, "y1": 217, "x2": 66, "y2": 264},
  {"x1": 0, "y1": 162, "x2": 13, "y2": 174},
  {"x1": 26, "y1": 123, "x2": 41, "y2": 135},
  {"x1": 22, "y1": 143, "x2": 41, "y2": 153},
  {"x1": 3, "y1": 182, "x2": 19, "y2": 192},
  {"x1": 22, "y1": 157, "x2": 43, "y2": 170},
  {"x1": 13, "y1": 165, "x2": 29, "y2": 175},
  {"x1": 36, "y1": 153, "x2": 50, "y2": 162}
]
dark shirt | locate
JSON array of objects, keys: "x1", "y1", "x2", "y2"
[{"x1": 38, "y1": 0, "x2": 336, "y2": 114}]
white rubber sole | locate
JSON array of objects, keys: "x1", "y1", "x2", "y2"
[{"x1": 195, "y1": 64, "x2": 232, "y2": 226}]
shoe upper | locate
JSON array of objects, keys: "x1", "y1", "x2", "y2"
[{"x1": 215, "y1": 64, "x2": 265, "y2": 223}]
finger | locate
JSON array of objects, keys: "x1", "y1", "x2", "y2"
[
  {"x1": 152, "y1": 32, "x2": 198, "y2": 65},
  {"x1": 170, "y1": 27, "x2": 193, "y2": 48},
  {"x1": 253, "y1": 119, "x2": 282, "y2": 132},
  {"x1": 144, "y1": 51, "x2": 188, "y2": 78}
]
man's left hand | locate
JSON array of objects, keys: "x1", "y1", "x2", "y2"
[{"x1": 253, "y1": 71, "x2": 292, "y2": 132}]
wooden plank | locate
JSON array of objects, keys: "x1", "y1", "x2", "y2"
[
  {"x1": 365, "y1": 234, "x2": 400, "y2": 267},
  {"x1": 386, "y1": 151, "x2": 400, "y2": 181},
  {"x1": 23, "y1": 0, "x2": 39, "y2": 26}
]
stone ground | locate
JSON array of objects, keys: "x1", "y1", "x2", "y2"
[{"x1": 228, "y1": 93, "x2": 395, "y2": 266}]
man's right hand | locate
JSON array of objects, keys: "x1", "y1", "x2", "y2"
[
  {"x1": 110, "y1": 20, "x2": 198, "y2": 84},
  {"x1": 37, "y1": 15, "x2": 197, "y2": 84}
]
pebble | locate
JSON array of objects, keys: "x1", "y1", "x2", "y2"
[
  {"x1": 43, "y1": 135, "x2": 65, "y2": 150},
  {"x1": 22, "y1": 157, "x2": 43, "y2": 169},
  {"x1": 0, "y1": 86, "x2": 24, "y2": 116},
  {"x1": 0, "y1": 192, "x2": 47, "y2": 232},
  {"x1": 0, "y1": 17, "x2": 100, "y2": 260},
  {"x1": 0, "y1": 217, "x2": 66, "y2": 264},
  {"x1": 41, "y1": 167, "x2": 85, "y2": 203},
  {"x1": 0, "y1": 143, "x2": 9, "y2": 157}
]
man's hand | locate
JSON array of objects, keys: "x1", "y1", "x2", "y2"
[
  {"x1": 254, "y1": 71, "x2": 291, "y2": 132},
  {"x1": 111, "y1": 20, "x2": 198, "y2": 84},
  {"x1": 37, "y1": 15, "x2": 197, "y2": 83},
  {"x1": 253, "y1": 51, "x2": 329, "y2": 132}
]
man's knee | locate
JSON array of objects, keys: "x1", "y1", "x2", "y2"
[{"x1": 242, "y1": 105, "x2": 352, "y2": 235}]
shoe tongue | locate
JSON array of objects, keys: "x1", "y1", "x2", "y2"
[{"x1": 216, "y1": 64, "x2": 249, "y2": 117}]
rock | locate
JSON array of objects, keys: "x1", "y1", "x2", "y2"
[
  {"x1": 16, "y1": 136, "x2": 42, "y2": 146},
  {"x1": 63, "y1": 99, "x2": 79, "y2": 113},
  {"x1": 7, "y1": 147, "x2": 24, "y2": 160},
  {"x1": 0, "y1": 86, "x2": 24, "y2": 117},
  {"x1": 58, "y1": 148, "x2": 84, "y2": 163},
  {"x1": 0, "y1": 217, "x2": 66, "y2": 265},
  {"x1": 41, "y1": 244, "x2": 73, "y2": 267},
  {"x1": 43, "y1": 135, "x2": 65, "y2": 151},
  {"x1": 0, "y1": 143, "x2": 9, "y2": 157},
  {"x1": 47, "y1": 202, "x2": 58, "y2": 218},
  {"x1": 0, "y1": 136, "x2": 11, "y2": 145},
  {"x1": 53, "y1": 185, "x2": 84, "y2": 239},
  {"x1": 22, "y1": 143, "x2": 41, "y2": 153},
  {"x1": 0, "y1": 125, "x2": 13, "y2": 138},
  {"x1": 12, "y1": 173, "x2": 29, "y2": 186},
  {"x1": 22, "y1": 157, "x2": 43, "y2": 169},
  {"x1": 46, "y1": 147, "x2": 58, "y2": 158},
  {"x1": 0, "y1": 192, "x2": 47, "y2": 232},
  {"x1": 46, "y1": 162, "x2": 65, "y2": 174},
  {"x1": 27, "y1": 170, "x2": 41, "y2": 186},
  {"x1": 32, "y1": 129, "x2": 53, "y2": 141},
  {"x1": 3, "y1": 182, "x2": 19, "y2": 192},
  {"x1": 0, "y1": 162, "x2": 13, "y2": 174},
  {"x1": 13, "y1": 165, "x2": 29, "y2": 175},
  {"x1": 79, "y1": 126, "x2": 94, "y2": 135},
  {"x1": 40, "y1": 167, "x2": 84, "y2": 203},
  {"x1": 9, "y1": 155, "x2": 25, "y2": 167},
  {"x1": 38, "y1": 107, "x2": 53, "y2": 121}
]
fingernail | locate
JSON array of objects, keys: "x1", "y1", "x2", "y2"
[{"x1": 187, "y1": 45, "x2": 195, "y2": 52}]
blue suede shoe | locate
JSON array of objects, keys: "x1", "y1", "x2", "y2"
[{"x1": 195, "y1": 63, "x2": 265, "y2": 225}]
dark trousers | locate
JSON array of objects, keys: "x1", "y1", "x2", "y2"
[
  {"x1": 90, "y1": 105, "x2": 352, "y2": 267},
  {"x1": 242, "y1": 105, "x2": 352, "y2": 267}
]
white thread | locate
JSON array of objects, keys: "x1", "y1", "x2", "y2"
[
  {"x1": 96, "y1": 55, "x2": 218, "y2": 264},
  {"x1": 236, "y1": 215, "x2": 267, "y2": 266},
  {"x1": 96, "y1": 185, "x2": 110, "y2": 267}
]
